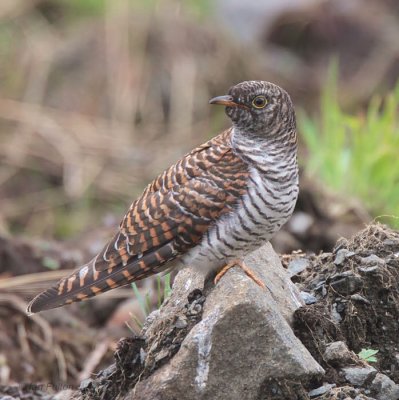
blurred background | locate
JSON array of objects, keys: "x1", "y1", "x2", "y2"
[{"x1": 0, "y1": 0, "x2": 399, "y2": 391}]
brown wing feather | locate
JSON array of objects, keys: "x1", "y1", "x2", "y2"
[{"x1": 27, "y1": 129, "x2": 250, "y2": 313}]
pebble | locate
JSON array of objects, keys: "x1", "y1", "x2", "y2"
[
  {"x1": 334, "y1": 249, "x2": 355, "y2": 266},
  {"x1": 360, "y1": 254, "x2": 385, "y2": 267},
  {"x1": 174, "y1": 316, "x2": 188, "y2": 329},
  {"x1": 342, "y1": 366, "x2": 377, "y2": 386},
  {"x1": 308, "y1": 383, "x2": 335, "y2": 397},
  {"x1": 323, "y1": 341, "x2": 354, "y2": 367},
  {"x1": 358, "y1": 266, "x2": 380, "y2": 274},
  {"x1": 350, "y1": 294, "x2": 371, "y2": 304},
  {"x1": 331, "y1": 303, "x2": 342, "y2": 323},
  {"x1": 80, "y1": 378, "x2": 94, "y2": 391},
  {"x1": 288, "y1": 258, "x2": 309, "y2": 277},
  {"x1": 300, "y1": 291, "x2": 317, "y2": 305}
]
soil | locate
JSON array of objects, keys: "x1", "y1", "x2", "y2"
[{"x1": 293, "y1": 224, "x2": 399, "y2": 384}]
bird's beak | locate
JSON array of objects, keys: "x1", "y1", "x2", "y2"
[{"x1": 209, "y1": 95, "x2": 237, "y2": 107}]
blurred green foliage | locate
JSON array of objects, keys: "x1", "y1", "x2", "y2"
[
  {"x1": 59, "y1": 0, "x2": 105, "y2": 17},
  {"x1": 58, "y1": 0, "x2": 212, "y2": 19},
  {"x1": 300, "y1": 68, "x2": 399, "y2": 227}
]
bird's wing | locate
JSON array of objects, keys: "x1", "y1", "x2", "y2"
[{"x1": 27, "y1": 130, "x2": 250, "y2": 313}]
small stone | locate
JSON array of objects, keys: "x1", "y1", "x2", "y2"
[
  {"x1": 300, "y1": 291, "x2": 317, "y2": 305},
  {"x1": 187, "y1": 303, "x2": 202, "y2": 315},
  {"x1": 331, "y1": 303, "x2": 342, "y2": 323},
  {"x1": 360, "y1": 255, "x2": 385, "y2": 267},
  {"x1": 370, "y1": 373, "x2": 399, "y2": 400},
  {"x1": 334, "y1": 249, "x2": 355, "y2": 266},
  {"x1": 174, "y1": 316, "x2": 188, "y2": 329},
  {"x1": 308, "y1": 383, "x2": 335, "y2": 397},
  {"x1": 79, "y1": 378, "x2": 94, "y2": 391},
  {"x1": 330, "y1": 272, "x2": 363, "y2": 296},
  {"x1": 288, "y1": 258, "x2": 309, "y2": 277},
  {"x1": 350, "y1": 294, "x2": 371, "y2": 304},
  {"x1": 358, "y1": 266, "x2": 379, "y2": 274},
  {"x1": 324, "y1": 341, "x2": 354, "y2": 367},
  {"x1": 342, "y1": 366, "x2": 377, "y2": 386}
]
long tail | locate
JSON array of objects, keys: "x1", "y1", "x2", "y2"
[{"x1": 27, "y1": 243, "x2": 175, "y2": 314}]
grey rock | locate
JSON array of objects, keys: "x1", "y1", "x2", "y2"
[
  {"x1": 308, "y1": 383, "x2": 335, "y2": 397},
  {"x1": 342, "y1": 366, "x2": 377, "y2": 386},
  {"x1": 129, "y1": 242, "x2": 324, "y2": 400},
  {"x1": 334, "y1": 249, "x2": 355, "y2": 266},
  {"x1": 331, "y1": 303, "x2": 343, "y2": 323},
  {"x1": 360, "y1": 255, "x2": 385, "y2": 267},
  {"x1": 288, "y1": 257, "x2": 310, "y2": 277},
  {"x1": 300, "y1": 291, "x2": 317, "y2": 305},
  {"x1": 359, "y1": 266, "x2": 380, "y2": 274},
  {"x1": 370, "y1": 373, "x2": 399, "y2": 400},
  {"x1": 350, "y1": 294, "x2": 371, "y2": 304},
  {"x1": 323, "y1": 341, "x2": 356, "y2": 367},
  {"x1": 174, "y1": 316, "x2": 188, "y2": 329}
]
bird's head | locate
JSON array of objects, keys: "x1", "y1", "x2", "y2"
[{"x1": 209, "y1": 81, "x2": 295, "y2": 137}]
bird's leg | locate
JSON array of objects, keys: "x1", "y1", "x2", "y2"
[{"x1": 214, "y1": 259, "x2": 265, "y2": 288}]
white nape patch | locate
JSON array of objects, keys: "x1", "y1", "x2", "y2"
[{"x1": 193, "y1": 309, "x2": 220, "y2": 391}]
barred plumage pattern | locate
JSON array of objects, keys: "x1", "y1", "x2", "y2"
[{"x1": 28, "y1": 80, "x2": 298, "y2": 314}]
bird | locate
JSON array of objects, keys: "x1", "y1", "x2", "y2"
[{"x1": 27, "y1": 80, "x2": 299, "y2": 314}]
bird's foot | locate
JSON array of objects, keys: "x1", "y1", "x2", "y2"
[{"x1": 214, "y1": 259, "x2": 265, "y2": 288}]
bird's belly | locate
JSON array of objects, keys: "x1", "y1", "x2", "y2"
[{"x1": 184, "y1": 170, "x2": 298, "y2": 273}]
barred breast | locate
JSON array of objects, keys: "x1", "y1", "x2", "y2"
[{"x1": 184, "y1": 128, "x2": 299, "y2": 272}]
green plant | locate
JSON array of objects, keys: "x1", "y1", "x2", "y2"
[
  {"x1": 130, "y1": 272, "x2": 172, "y2": 326},
  {"x1": 300, "y1": 69, "x2": 399, "y2": 227},
  {"x1": 358, "y1": 348, "x2": 379, "y2": 363}
]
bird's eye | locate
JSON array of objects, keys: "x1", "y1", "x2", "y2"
[{"x1": 252, "y1": 96, "x2": 268, "y2": 109}]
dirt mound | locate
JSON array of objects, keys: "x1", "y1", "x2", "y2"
[{"x1": 293, "y1": 224, "x2": 399, "y2": 383}]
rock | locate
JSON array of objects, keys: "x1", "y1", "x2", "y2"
[
  {"x1": 358, "y1": 266, "x2": 380, "y2": 274},
  {"x1": 370, "y1": 373, "x2": 399, "y2": 400},
  {"x1": 342, "y1": 366, "x2": 377, "y2": 386},
  {"x1": 334, "y1": 249, "x2": 355, "y2": 266},
  {"x1": 128, "y1": 242, "x2": 324, "y2": 400},
  {"x1": 323, "y1": 341, "x2": 356, "y2": 367},
  {"x1": 350, "y1": 294, "x2": 371, "y2": 304},
  {"x1": 288, "y1": 257, "x2": 309, "y2": 277},
  {"x1": 300, "y1": 291, "x2": 317, "y2": 305},
  {"x1": 330, "y1": 271, "x2": 363, "y2": 296},
  {"x1": 331, "y1": 303, "x2": 343, "y2": 323},
  {"x1": 308, "y1": 383, "x2": 335, "y2": 397},
  {"x1": 360, "y1": 255, "x2": 385, "y2": 267}
]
